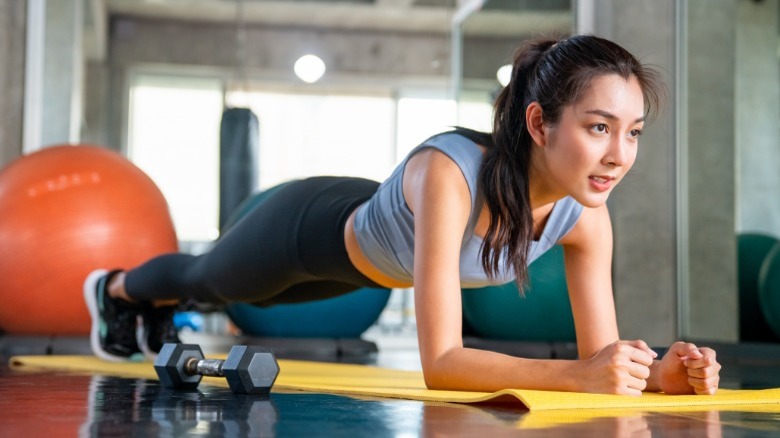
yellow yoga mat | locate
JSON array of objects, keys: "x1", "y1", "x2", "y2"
[{"x1": 10, "y1": 355, "x2": 780, "y2": 411}]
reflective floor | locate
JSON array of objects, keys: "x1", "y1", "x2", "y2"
[{"x1": 1, "y1": 337, "x2": 780, "y2": 437}]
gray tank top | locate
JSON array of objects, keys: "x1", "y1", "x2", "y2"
[{"x1": 353, "y1": 132, "x2": 584, "y2": 288}]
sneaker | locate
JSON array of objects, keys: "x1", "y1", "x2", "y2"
[
  {"x1": 138, "y1": 304, "x2": 181, "y2": 360},
  {"x1": 83, "y1": 269, "x2": 144, "y2": 362}
]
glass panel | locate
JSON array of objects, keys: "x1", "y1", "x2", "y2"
[
  {"x1": 226, "y1": 91, "x2": 397, "y2": 189},
  {"x1": 396, "y1": 97, "x2": 457, "y2": 161},
  {"x1": 396, "y1": 93, "x2": 491, "y2": 162},
  {"x1": 127, "y1": 74, "x2": 223, "y2": 242},
  {"x1": 685, "y1": 0, "x2": 780, "y2": 342},
  {"x1": 677, "y1": 0, "x2": 780, "y2": 342},
  {"x1": 455, "y1": 0, "x2": 574, "y2": 127}
]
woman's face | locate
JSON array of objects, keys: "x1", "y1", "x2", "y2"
[{"x1": 539, "y1": 73, "x2": 646, "y2": 208}]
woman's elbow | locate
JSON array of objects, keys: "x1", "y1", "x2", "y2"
[
  {"x1": 420, "y1": 346, "x2": 463, "y2": 390},
  {"x1": 422, "y1": 370, "x2": 444, "y2": 390},
  {"x1": 421, "y1": 364, "x2": 455, "y2": 390}
]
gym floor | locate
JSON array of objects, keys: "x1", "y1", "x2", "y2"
[{"x1": 1, "y1": 332, "x2": 780, "y2": 437}]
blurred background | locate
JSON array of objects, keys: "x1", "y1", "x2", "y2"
[{"x1": 0, "y1": 0, "x2": 778, "y2": 352}]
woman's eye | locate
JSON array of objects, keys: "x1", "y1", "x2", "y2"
[
  {"x1": 592, "y1": 123, "x2": 607, "y2": 133},
  {"x1": 629, "y1": 129, "x2": 643, "y2": 138}
]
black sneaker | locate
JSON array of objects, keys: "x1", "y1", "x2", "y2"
[
  {"x1": 139, "y1": 304, "x2": 181, "y2": 360},
  {"x1": 84, "y1": 269, "x2": 145, "y2": 362}
]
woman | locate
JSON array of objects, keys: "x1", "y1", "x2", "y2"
[{"x1": 85, "y1": 34, "x2": 721, "y2": 396}]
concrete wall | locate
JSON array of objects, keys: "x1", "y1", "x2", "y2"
[
  {"x1": 82, "y1": 61, "x2": 111, "y2": 148},
  {"x1": 40, "y1": 0, "x2": 83, "y2": 147},
  {"x1": 90, "y1": 15, "x2": 520, "y2": 152},
  {"x1": 686, "y1": 0, "x2": 738, "y2": 341},
  {"x1": 736, "y1": 0, "x2": 780, "y2": 237},
  {"x1": 588, "y1": 0, "x2": 742, "y2": 344},
  {"x1": 108, "y1": 16, "x2": 452, "y2": 77},
  {"x1": 0, "y1": 0, "x2": 26, "y2": 167},
  {"x1": 586, "y1": 0, "x2": 752, "y2": 344},
  {"x1": 592, "y1": 0, "x2": 680, "y2": 346},
  {"x1": 97, "y1": 17, "x2": 450, "y2": 151}
]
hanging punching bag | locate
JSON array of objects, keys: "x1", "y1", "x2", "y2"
[{"x1": 219, "y1": 107, "x2": 259, "y2": 231}]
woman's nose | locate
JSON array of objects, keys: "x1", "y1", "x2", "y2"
[{"x1": 603, "y1": 136, "x2": 628, "y2": 167}]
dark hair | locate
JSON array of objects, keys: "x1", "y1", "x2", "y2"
[{"x1": 474, "y1": 34, "x2": 665, "y2": 290}]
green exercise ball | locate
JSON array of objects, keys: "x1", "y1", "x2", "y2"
[
  {"x1": 225, "y1": 287, "x2": 392, "y2": 338},
  {"x1": 461, "y1": 245, "x2": 575, "y2": 342},
  {"x1": 222, "y1": 181, "x2": 391, "y2": 338},
  {"x1": 738, "y1": 233, "x2": 780, "y2": 342},
  {"x1": 758, "y1": 243, "x2": 780, "y2": 339},
  {"x1": 221, "y1": 181, "x2": 292, "y2": 230}
]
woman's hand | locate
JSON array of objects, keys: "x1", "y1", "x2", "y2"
[
  {"x1": 576, "y1": 340, "x2": 657, "y2": 396},
  {"x1": 656, "y1": 342, "x2": 720, "y2": 395}
]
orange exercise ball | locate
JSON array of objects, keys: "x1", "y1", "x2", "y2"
[{"x1": 0, "y1": 145, "x2": 178, "y2": 335}]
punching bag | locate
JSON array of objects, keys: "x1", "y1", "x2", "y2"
[{"x1": 219, "y1": 107, "x2": 259, "y2": 231}]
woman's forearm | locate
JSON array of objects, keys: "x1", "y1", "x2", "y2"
[
  {"x1": 645, "y1": 360, "x2": 663, "y2": 392},
  {"x1": 421, "y1": 347, "x2": 582, "y2": 393}
]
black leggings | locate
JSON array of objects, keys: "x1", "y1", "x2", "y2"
[{"x1": 125, "y1": 177, "x2": 382, "y2": 306}]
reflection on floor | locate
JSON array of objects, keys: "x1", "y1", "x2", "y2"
[{"x1": 1, "y1": 333, "x2": 780, "y2": 437}]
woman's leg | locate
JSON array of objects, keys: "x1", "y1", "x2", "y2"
[
  {"x1": 87, "y1": 176, "x2": 380, "y2": 361},
  {"x1": 121, "y1": 177, "x2": 379, "y2": 305}
]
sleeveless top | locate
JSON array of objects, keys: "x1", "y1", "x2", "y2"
[{"x1": 353, "y1": 132, "x2": 584, "y2": 288}]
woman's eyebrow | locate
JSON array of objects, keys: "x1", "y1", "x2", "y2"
[{"x1": 585, "y1": 109, "x2": 645, "y2": 124}]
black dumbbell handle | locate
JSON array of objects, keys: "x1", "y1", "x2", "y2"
[{"x1": 184, "y1": 357, "x2": 226, "y2": 378}]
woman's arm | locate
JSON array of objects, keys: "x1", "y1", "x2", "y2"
[
  {"x1": 559, "y1": 204, "x2": 662, "y2": 394},
  {"x1": 561, "y1": 205, "x2": 721, "y2": 395},
  {"x1": 404, "y1": 151, "x2": 654, "y2": 394},
  {"x1": 559, "y1": 204, "x2": 621, "y2": 360},
  {"x1": 405, "y1": 149, "x2": 580, "y2": 392}
]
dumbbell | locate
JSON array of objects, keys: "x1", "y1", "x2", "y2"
[{"x1": 154, "y1": 343, "x2": 279, "y2": 395}]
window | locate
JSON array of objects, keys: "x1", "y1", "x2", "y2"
[
  {"x1": 396, "y1": 95, "x2": 493, "y2": 161},
  {"x1": 128, "y1": 77, "x2": 490, "y2": 244},
  {"x1": 227, "y1": 91, "x2": 397, "y2": 190},
  {"x1": 127, "y1": 74, "x2": 223, "y2": 242}
]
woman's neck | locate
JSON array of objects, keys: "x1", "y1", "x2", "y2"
[{"x1": 528, "y1": 152, "x2": 566, "y2": 209}]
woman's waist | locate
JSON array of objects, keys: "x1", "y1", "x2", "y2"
[{"x1": 344, "y1": 209, "x2": 413, "y2": 289}]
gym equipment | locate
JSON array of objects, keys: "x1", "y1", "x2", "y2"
[
  {"x1": 226, "y1": 287, "x2": 392, "y2": 338},
  {"x1": 0, "y1": 145, "x2": 178, "y2": 335},
  {"x1": 220, "y1": 180, "x2": 291, "y2": 230},
  {"x1": 222, "y1": 183, "x2": 391, "y2": 338},
  {"x1": 738, "y1": 233, "x2": 780, "y2": 342},
  {"x1": 461, "y1": 245, "x2": 575, "y2": 342},
  {"x1": 759, "y1": 242, "x2": 780, "y2": 339},
  {"x1": 219, "y1": 108, "x2": 259, "y2": 230},
  {"x1": 154, "y1": 343, "x2": 279, "y2": 395}
]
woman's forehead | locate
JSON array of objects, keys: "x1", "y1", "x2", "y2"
[{"x1": 570, "y1": 74, "x2": 645, "y2": 119}]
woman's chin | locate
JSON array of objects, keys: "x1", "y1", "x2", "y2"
[{"x1": 575, "y1": 193, "x2": 611, "y2": 209}]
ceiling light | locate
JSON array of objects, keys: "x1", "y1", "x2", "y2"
[
  {"x1": 496, "y1": 64, "x2": 512, "y2": 87},
  {"x1": 294, "y1": 55, "x2": 326, "y2": 84}
]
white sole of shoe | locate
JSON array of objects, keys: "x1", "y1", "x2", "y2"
[
  {"x1": 83, "y1": 269, "x2": 133, "y2": 363},
  {"x1": 137, "y1": 321, "x2": 156, "y2": 361}
]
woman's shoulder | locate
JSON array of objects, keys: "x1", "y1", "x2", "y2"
[
  {"x1": 447, "y1": 127, "x2": 493, "y2": 147},
  {"x1": 404, "y1": 147, "x2": 467, "y2": 186},
  {"x1": 558, "y1": 203, "x2": 610, "y2": 249},
  {"x1": 401, "y1": 145, "x2": 474, "y2": 220},
  {"x1": 412, "y1": 130, "x2": 485, "y2": 181},
  {"x1": 418, "y1": 128, "x2": 490, "y2": 154},
  {"x1": 398, "y1": 129, "x2": 489, "y2": 212}
]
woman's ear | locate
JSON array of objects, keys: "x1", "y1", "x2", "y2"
[{"x1": 525, "y1": 102, "x2": 546, "y2": 147}]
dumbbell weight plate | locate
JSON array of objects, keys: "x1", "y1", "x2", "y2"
[
  {"x1": 154, "y1": 343, "x2": 205, "y2": 390},
  {"x1": 223, "y1": 345, "x2": 280, "y2": 395}
]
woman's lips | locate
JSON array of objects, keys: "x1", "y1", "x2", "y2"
[{"x1": 588, "y1": 175, "x2": 616, "y2": 192}]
